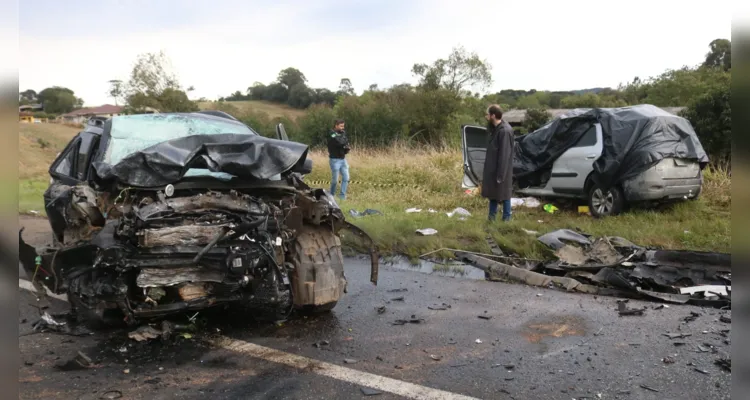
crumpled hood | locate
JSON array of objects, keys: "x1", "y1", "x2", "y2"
[{"x1": 93, "y1": 133, "x2": 310, "y2": 187}]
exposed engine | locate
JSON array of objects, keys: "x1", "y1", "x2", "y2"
[{"x1": 23, "y1": 181, "x2": 377, "y2": 327}]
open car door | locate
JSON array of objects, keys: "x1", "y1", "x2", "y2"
[
  {"x1": 461, "y1": 125, "x2": 488, "y2": 189},
  {"x1": 275, "y1": 123, "x2": 289, "y2": 141}
]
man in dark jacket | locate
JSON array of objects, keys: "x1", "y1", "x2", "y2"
[
  {"x1": 327, "y1": 119, "x2": 351, "y2": 200},
  {"x1": 481, "y1": 104, "x2": 514, "y2": 221}
]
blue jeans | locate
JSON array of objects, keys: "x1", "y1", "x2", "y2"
[
  {"x1": 489, "y1": 199, "x2": 512, "y2": 221},
  {"x1": 329, "y1": 158, "x2": 350, "y2": 199}
]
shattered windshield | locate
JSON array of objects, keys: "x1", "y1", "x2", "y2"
[
  {"x1": 104, "y1": 113, "x2": 257, "y2": 165},
  {"x1": 104, "y1": 113, "x2": 259, "y2": 181}
]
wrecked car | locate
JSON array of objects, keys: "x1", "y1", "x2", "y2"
[
  {"x1": 20, "y1": 111, "x2": 378, "y2": 326},
  {"x1": 461, "y1": 105, "x2": 708, "y2": 217}
]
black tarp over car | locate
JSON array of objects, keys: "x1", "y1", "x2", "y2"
[
  {"x1": 88, "y1": 113, "x2": 311, "y2": 187},
  {"x1": 512, "y1": 104, "x2": 709, "y2": 189}
]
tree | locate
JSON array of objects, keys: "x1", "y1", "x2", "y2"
[
  {"x1": 156, "y1": 88, "x2": 200, "y2": 112},
  {"x1": 277, "y1": 68, "x2": 307, "y2": 89},
  {"x1": 124, "y1": 51, "x2": 198, "y2": 112},
  {"x1": 312, "y1": 88, "x2": 336, "y2": 106},
  {"x1": 412, "y1": 46, "x2": 492, "y2": 94},
  {"x1": 19, "y1": 89, "x2": 37, "y2": 105},
  {"x1": 263, "y1": 83, "x2": 289, "y2": 103},
  {"x1": 681, "y1": 79, "x2": 731, "y2": 165},
  {"x1": 703, "y1": 39, "x2": 731, "y2": 71},
  {"x1": 523, "y1": 107, "x2": 552, "y2": 132},
  {"x1": 516, "y1": 95, "x2": 543, "y2": 109},
  {"x1": 338, "y1": 78, "x2": 355, "y2": 96},
  {"x1": 37, "y1": 87, "x2": 82, "y2": 114},
  {"x1": 287, "y1": 83, "x2": 314, "y2": 109},
  {"x1": 368, "y1": 84, "x2": 379, "y2": 92},
  {"x1": 226, "y1": 90, "x2": 247, "y2": 101},
  {"x1": 560, "y1": 93, "x2": 602, "y2": 108},
  {"x1": 247, "y1": 82, "x2": 267, "y2": 100},
  {"x1": 107, "y1": 80, "x2": 124, "y2": 106},
  {"x1": 126, "y1": 51, "x2": 179, "y2": 97}
]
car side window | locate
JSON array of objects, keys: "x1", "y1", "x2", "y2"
[
  {"x1": 573, "y1": 125, "x2": 597, "y2": 148},
  {"x1": 76, "y1": 133, "x2": 96, "y2": 180},
  {"x1": 54, "y1": 142, "x2": 78, "y2": 177}
]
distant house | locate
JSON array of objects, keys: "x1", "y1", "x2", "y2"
[
  {"x1": 19, "y1": 104, "x2": 44, "y2": 113},
  {"x1": 58, "y1": 104, "x2": 125, "y2": 124},
  {"x1": 19, "y1": 104, "x2": 49, "y2": 123}
]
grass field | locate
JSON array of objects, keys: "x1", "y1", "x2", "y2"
[
  {"x1": 18, "y1": 123, "x2": 731, "y2": 258},
  {"x1": 197, "y1": 100, "x2": 306, "y2": 120}
]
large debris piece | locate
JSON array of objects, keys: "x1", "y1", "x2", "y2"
[{"x1": 461, "y1": 229, "x2": 730, "y2": 307}]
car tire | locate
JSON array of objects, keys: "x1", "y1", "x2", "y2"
[
  {"x1": 290, "y1": 225, "x2": 346, "y2": 314},
  {"x1": 587, "y1": 184, "x2": 624, "y2": 218}
]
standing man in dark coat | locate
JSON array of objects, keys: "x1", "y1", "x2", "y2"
[{"x1": 481, "y1": 104, "x2": 514, "y2": 221}]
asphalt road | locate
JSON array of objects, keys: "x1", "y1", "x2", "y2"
[{"x1": 18, "y1": 217, "x2": 732, "y2": 399}]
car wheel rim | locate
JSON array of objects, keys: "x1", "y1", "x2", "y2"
[{"x1": 592, "y1": 188, "x2": 614, "y2": 215}]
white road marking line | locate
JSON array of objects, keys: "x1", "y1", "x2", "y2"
[
  {"x1": 18, "y1": 279, "x2": 479, "y2": 399},
  {"x1": 18, "y1": 278, "x2": 69, "y2": 302},
  {"x1": 210, "y1": 336, "x2": 482, "y2": 400}
]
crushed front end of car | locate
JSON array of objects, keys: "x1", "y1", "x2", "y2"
[{"x1": 19, "y1": 113, "x2": 378, "y2": 327}]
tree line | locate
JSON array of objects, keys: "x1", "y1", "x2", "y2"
[
  {"x1": 21, "y1": 39, "x2": 731, "y2": 165},
  {"x1": 222, "y1": 40, "x2": 730, "y2": 164}
]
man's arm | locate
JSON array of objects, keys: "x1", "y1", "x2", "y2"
[{"x1": 336, "y1": 132, "x2": 350, "y2": 153}]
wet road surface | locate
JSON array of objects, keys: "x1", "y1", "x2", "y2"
[{"x1": 18, "y1": 217, "x2": 731, "y2": 399}]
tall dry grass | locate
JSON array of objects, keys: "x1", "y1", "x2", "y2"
[
  {"x1": 307, "y1": 146, "x2": 731, "y2": 257},
  {"x1": 17, "y1": 120, "x2": 731, "y2": 257}
]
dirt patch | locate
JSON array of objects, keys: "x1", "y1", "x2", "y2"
[{"x1": 520, "y1": 315, "x2": 587, "y2": 344}]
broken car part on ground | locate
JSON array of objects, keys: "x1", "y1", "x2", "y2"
[
  {"x1": 19, "y1": 112, "x2": 378, "y2": 327},
  {"x1": 458, "y1": 229, "x2": 730, "y2": 308}
]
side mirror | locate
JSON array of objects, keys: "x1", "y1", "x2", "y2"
[{"x1": 275, "y1": 123, "x2": 289, "y2": 141}]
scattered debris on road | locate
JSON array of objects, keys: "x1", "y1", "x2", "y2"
[
  {"x1": 375, "y1": 306, "x2": 386, "y2": 314},
  {"x1": 478, "y1": 315, "x2": 492, "y2": 320},
  {"x1": 99, "y1": 390, "x2": 123, "y2": 399},
  {"x1": 55, "y1": 351, "x2": 92, "y2": 371},
  {"x1": 455, "y1": 229, "x2": 731, "y2": 307},
  {"x1": 343, "y1": 358, "x2": 359, "y2": 364},
  {"x1": 683, "y1": 312, "x2": 701, "y2": 323},
  {"x1": 719, "y1": 315, "x2": 731, "y2": 323},
  {"x1": 715, "y1": 357, "x2": 731, "y2": 372},
  {"x1": 391, "y1": 296, "x2": 405, "y2": 302},
  {"x1": 313, "y1": 340, "x2": 330, "y2": 348},
  {"x1": 640, "y1": 384, "x2": 660, "y2": 392},
  {"x1": 393, "y1": 316, "x2": 424, "y2": 325},
  {"x1": 128, "y1": 325, "x2": 163, "y2": 342},
  {"x1": 428, "y1": 304, "x2": 450, "y2": 310},
  {"x1": 664, "y1": 332, "x2": 692, "y2": 339},
  {"x1": 694, "y1": 367, "x2": 710, "y2": 375},
  {"x1": 387, "y1": 288, "x2": 408, "y2": 293},
  {"x1": 617, "y1": 300, "x2": 646, "y2": 316},
  {"x1": 360, "y1": 387, "x2": 383, "y2": 396},
  {"x1": 662, "y1": 356, "x2": 675, "y2": 364}
]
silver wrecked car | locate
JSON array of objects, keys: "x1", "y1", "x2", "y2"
[{"x1": 461, "y1": 105, "x2": 707, "y2": 218}]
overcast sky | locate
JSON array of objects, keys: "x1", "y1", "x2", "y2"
[{"x1": 19, "y1": 0, "x2": 733, "y2": 107}]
